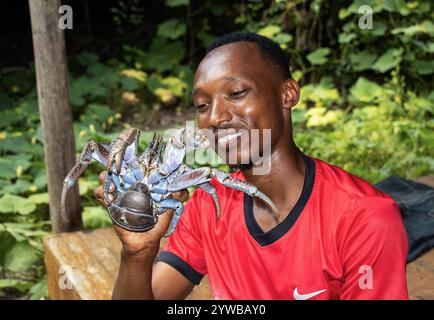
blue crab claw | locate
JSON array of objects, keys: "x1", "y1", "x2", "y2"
[
  {"x1": 61, "y1": 141, "x2": 110, "y2": 222},
  {"x1": 199, "y1": 182, "x2": 221, "y2": 219}
]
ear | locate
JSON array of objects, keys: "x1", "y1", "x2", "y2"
[{"x1": 281, "y1": 78, "x2": 300, "y2": 110}]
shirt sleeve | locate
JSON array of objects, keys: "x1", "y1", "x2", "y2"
[
  {"x1": 337, "y1": 196, "x2": 409, "y2": 300},
  {"x1": 157, "y1": 188, "x2": 208, "y2": 285}
]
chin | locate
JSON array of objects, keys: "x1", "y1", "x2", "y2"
[{"x1": 218, "y1": 145, "x2": 253, "y2": 169}]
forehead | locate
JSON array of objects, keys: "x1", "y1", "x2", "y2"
[{"x1": 194, "y1": 42, "x2": 274, "y2": 87}]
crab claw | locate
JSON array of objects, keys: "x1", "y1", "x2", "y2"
[{"x1": 61, "y1": 141, "x2": 110, "y2": 222}]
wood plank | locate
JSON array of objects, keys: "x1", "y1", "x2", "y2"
[{"x1": 43, "y1": 228, "x2": 212, "y2": 300}]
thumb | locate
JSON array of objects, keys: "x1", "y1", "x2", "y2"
[{"x1": 153, "y1": 209, "x2": 175, "y2": 236}]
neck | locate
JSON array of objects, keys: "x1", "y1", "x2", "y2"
[{"x1": 242, "y1": 137, "x2": 306, "y2": 212}]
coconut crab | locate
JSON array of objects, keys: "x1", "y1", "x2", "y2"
[{"x1": 61, "y1": 127, "x2": 279, "y2": 237}]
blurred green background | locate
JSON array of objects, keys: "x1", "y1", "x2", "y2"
[{"x1": 0, "y1": 0, "x2": 433, "y2": 299}]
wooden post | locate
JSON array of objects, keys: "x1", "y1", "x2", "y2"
[{"x1": 29, "y1": 0, "x2": 83, "y2": 232}]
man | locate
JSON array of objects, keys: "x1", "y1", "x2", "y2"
[{"x1": 95, "y1": 32, "x2": 408, "y2": 300}]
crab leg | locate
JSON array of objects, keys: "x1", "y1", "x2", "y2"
[
  {"x1": 211, "y1": 169, "x2": 280, "y2": 221},
  {"x1": 61, "y1": 141, "x2": 110, "y2": 221},
  {"x1": 107, "y1": 128, "x2": 140, "y2": 174},
  {"x1": 199, "y1": 182, "x2": 221, "y2": 219},
  {"x1": 155, "y1": 197, "x2": 184, "y2": 237},
  {"x1": 151, "y1": 167, "x2": 279, "y2": 220}
]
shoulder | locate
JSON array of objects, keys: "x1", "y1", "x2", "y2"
[{"x1": 311, "y1": 157, "x2": 404, "y2": 234}]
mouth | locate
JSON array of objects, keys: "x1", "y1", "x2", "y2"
[{"x1": 216, "y1": 129, "x2": 249, "y2": 147}]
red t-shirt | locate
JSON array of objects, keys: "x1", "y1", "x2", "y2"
[{"x1": 159, "y1": 155, "x2": 408, "y2": 300}]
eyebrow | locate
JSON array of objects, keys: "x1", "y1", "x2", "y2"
[{"x1": 192, "y1": 76, "x2": 243, "y2": 95}]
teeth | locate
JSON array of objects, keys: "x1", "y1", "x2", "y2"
[{"x1": 218, "y1": 132, "x2": 244, "y2": 145}]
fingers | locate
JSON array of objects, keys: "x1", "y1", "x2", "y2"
[
  {"x1": 154, "y1": 208, "x2": 175, "y2": 236},
  {"x1": 99, "y1": 171, "x2": 107, "y2": 184},
  {"x1": 171, "y1": 189, "x2": 189, "y2": 203},
  {"x1": 95, "y1": 171, "x2": 115, "y2": 206}
]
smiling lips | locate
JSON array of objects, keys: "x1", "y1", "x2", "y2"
[{"x1": 216, "y1": 129, "x2": 248, "y2": 146}]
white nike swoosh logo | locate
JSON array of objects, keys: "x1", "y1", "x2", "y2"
[{"x1": 293, "y1": 287, "x2": 327, "y2": 300}]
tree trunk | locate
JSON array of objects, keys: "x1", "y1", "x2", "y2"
[{"x1": 29, "y1": 0, "x2": 83, "y2": 232}]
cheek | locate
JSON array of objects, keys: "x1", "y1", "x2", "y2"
[{"x1": 196, "y1": 112, "x2": 208, "y2": 129}]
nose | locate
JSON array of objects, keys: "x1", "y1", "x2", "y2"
[{"x1": 208, "y1": 98, "x2": 232, "y2": 129}]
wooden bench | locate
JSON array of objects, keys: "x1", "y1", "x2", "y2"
[
  {"x1": 43, "y1": 228, "x2": 212, "y2": 299},
  {"x1": 43, "y1": 176, "x2": 434, "y2": 300}
]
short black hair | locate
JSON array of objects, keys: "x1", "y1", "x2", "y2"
[{"x1": 206, "y1": 31, "x2": 291, "y2": 80}]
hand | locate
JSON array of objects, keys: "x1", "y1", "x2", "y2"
[{"x1": 94, "y1": 171, "x2": 189, "y2": 259}]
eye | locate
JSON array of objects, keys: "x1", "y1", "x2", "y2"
[
  {"x1": 228, "y1": 89, "x2": 248, "y2": 99},
  {"x1": 195, "y1": 103, "x2": 209, "y2": 112}
]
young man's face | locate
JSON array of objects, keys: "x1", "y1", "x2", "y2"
[{"x1": 192, "y1": 41, "x2": 289, "y2": 168}]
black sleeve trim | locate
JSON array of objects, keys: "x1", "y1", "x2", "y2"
[{"x1": 157, "y1": 251, "x2": 204, "y2": 285}]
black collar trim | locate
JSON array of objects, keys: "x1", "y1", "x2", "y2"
[{"x1": 244, "y1": 154, "x2": 316, "y2": 247}]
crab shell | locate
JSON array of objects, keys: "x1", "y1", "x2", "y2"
[{"x1": 107, "y1": 182, "x2": 157, "y2": 231}]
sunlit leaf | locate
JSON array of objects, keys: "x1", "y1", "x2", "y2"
[
  {"x1": 349, "y1": 77, "x2": 383, "y2": 102},
  {"x1": 371, "y1": 48, "x2": 403, "y2": 73},
  {"x1": 306, "y1": 48, "x2": 331, "y2": 65},
  {"x1": 3, "y1": 241, "x2": 39, "y2": 272},
  {"x1": 0, "y1": 194, "x2": 37, "y2": 215}
]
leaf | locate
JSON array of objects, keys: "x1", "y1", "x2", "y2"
[
  {"x1": 33, "y1": 173, "x2": 47, "y2": 189},
  {"x1": 28, "y1": 193, "x2": 49, "y2": 205},
  {"x1": 157, "y1": 19, "x2": 186, "y2": 40},
  {"x1": 160, "y1": 77, "x2": 188, "y2": 97},
  {"x1": 392, "y1": 20, "x2": 434, "y2": 37},
  {"x1": 412, "y1": 60, "x2": 434, "y2": 76},
  {"x1": 258, "y1": 25, "x2": 281, "y2": 39},
  {"x1": 371, "y1": 48, "x2": 403, "y2": 73},
  {"x1": 274, "y1": 33, "x2": 293, "y2": 48},
  {"x1": 78, "y1": 177, "x2": 99, "y2": 196},
  {"x1": 120, "y1": 77, "x2": 141, "y2": 91},
  {"x1": 165, "y1": 0, "x2": 189, "y2": 7},
  {"x1": 0, "y1": 154, "x2": 32, "y2": 179},
  {"x1": 349, "y1": 77, "x2": 383, "y2": 102},
  {"x1": 142, "y1": 39, "x2": 185, "y2": 72},
  {"x1": 0, "y1": 135, "x2": 37, "y2": 154},
  {"x1": 349, "y1": 51, "x2": 378, "y2": 71},
  {"x1": 76, "y1": 51, "x2": 99, "y2": 67},
  {"x1": 120, "y1": 69, "x2": 147, "y2": 82},
  {"x1": 197, "y1": 31, "x2": 215, "y2": 47},
  {"x1": 0, "y1": 194, "x2": 37, "y2": 215},
  {"x1": 3, "y1": 241, "x2": 39, "y2": 272},
  {"x1": 82, "y1": 206, "x2": 112, "y2": 229},
  {"x1": 0, "y1": 179, "x2": 32, "y2": 195},
  {"x1": 0, "y1": 279, "x2": 33, "y2": 293},
  {"x1": 338, "y1": 32, "x2": 356, "y2": 44},
  {"x1": 306, "y1": 48, "x2": 331, "y2": 65},
  {"x1": 382, "y1": 0, "x2": 409, "y2": 15},
  {"x1": 29, "y1": 279, "x2": 48, "y2": 300}
]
